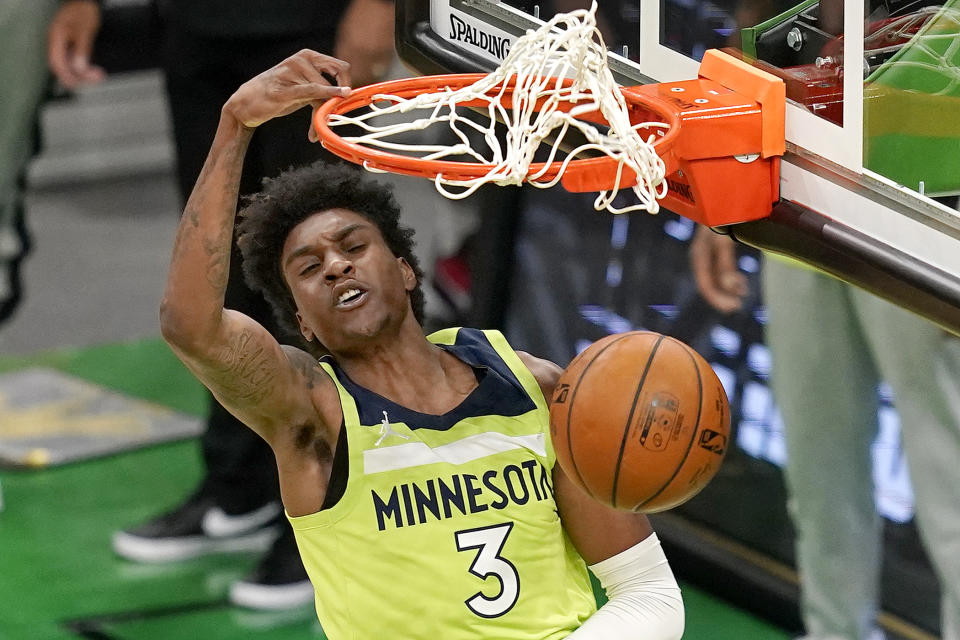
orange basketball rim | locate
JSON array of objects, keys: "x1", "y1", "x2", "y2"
[
  {"x1": 313, "y1": 50, "x2": 787, "y2": 227},
  {"x1": 314, "y1": 73, "x2": 682, "y2": 192}
]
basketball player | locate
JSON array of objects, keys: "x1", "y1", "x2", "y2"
[{"x1": 160, "y1": 49, "x2": 684, "y2": 638}]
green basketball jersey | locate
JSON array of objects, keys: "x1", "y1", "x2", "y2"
[{"x1": 289, "y1": 328, "x2": 597, "y2": 639}]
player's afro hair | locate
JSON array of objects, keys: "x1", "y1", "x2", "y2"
[{"x1": 237, "y1": 162, "x2": 425, "y2": 354}]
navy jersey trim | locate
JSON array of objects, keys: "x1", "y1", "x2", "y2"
[
  {"x1": 320, "y1": 328, "x2": 536, "y2": 431},
  {"x1": 319, "y1": 420, "x2": 349, "y2": 511}
]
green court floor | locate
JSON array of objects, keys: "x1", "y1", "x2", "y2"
[{"x1": 0, "y1": 338, "x2": 790, "y2": 639}]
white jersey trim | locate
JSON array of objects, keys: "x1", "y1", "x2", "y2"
[{"x1": 363, "y1": 432, "x2": 546, "y2": 475}]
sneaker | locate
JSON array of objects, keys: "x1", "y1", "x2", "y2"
[
  {"x1": 229, "y1": 524, "x2": 314, "y2": 611},
  {"x1": 111, "y1": 489, "x2": 282, "y2": 564}
]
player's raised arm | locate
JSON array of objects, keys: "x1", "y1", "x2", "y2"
[
  {"x1": 517, "y1": 351, "x2": 685, "y2": 640},
  {"x1": 159, "y1": 50, "x2": 351, "y2": 441}
]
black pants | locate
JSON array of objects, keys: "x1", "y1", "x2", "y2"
[
  {"x1": 0, "y1": 172, "x2": 32, "y2": 326},
  {"x1": 162, "y1": 27, "x2": 334, "y2": 513}
]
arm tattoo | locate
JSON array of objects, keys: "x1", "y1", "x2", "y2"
[
  {"x1": 212, "y1": 330, "x2": 279, "y2": 405},
  {"x1": 205, "y1": 136, "x2": 248, "y2": 291},
  {"x1": 203, "y1": 235, "x2": 231, "y2": 290},
  {"x1": 173, "y1": 129, "x2": 250, "y2": 298}
]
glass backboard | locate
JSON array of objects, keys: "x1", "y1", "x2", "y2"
[{"x1": 395, "y1": 0, "x2": 960, "y2": 334}]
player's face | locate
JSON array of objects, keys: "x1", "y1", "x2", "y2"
[{"x1": 280, "y1": 208, "x2": 417, "y2": 353}]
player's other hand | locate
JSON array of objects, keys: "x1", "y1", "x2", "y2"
[
  {"x1": 48, "y1": 0, "x2": 106, "y2": 89},
  {"x1": 690, "y1": 225, "x2": 749, "y2": 314},
  {"x1": 223, "y1": 50, "x2": 352, "y2": 140}
]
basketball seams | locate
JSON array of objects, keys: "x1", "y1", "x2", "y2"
[
  {"x1": 610, "y1": 334, "x2": 665, "y2": 509},
  {"x1": 556, "y1": 331, "x2": 726, "y2": 514},
  {"x1": 563, "y1": 334, "x2": 636, "y2": 500},
  {"x1": 634, "y1": 339, "x2": 704, "y2": 512}
]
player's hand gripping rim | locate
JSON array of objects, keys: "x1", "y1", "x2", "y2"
[{"x1": 223, "y1": 49, "x2": 352, "y2": 140}]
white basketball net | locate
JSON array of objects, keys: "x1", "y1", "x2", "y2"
[{"x1": 327, "y1": 2, "x2": 669, "y2": 214}]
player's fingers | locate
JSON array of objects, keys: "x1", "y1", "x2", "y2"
[
  {"x1": 301, "y1": 49, "x2": 352, "y2": 89},
  {"x1": 307, "y1": 103, "x2": 321, "y2": 142},
  {"x1": 333, "y1": 64, "x2": 352, "y2": 91},
  {"x1": 287, "y1": 82, "x2": 350, "y2": 102},
  {"x1": 302, "y1": 49, "x2": 351, "y2": 77},
  {"x1": 290, "y1": 55, "x2": 331, "y2": 87}
]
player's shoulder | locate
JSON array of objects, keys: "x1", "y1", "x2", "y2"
[
  {"x1": 439, "y1": 327, "x2": 563, "y2": 396},
  {"x1": 281, "y1": 344, "x2": 336, "y2": 388},
  {"x1": 514, "y1": 350, "x2": 564, "y2": 397},
  {"x1": 281, "y1": 344, "x2": 342, "y2": 423},
  {"x1": 282, "y1": 344, "x2": 326, "y2": 374}
]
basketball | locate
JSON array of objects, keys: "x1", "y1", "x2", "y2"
[{"x1": 549, "y1": 331, "x2": 730, "y2": 513}]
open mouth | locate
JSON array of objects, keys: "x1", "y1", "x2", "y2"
[{"x1": 335, "y1": 287, "x2": 367, "y2": 308}]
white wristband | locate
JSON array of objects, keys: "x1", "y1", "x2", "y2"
[{"x1": 567, "y1": 533, "x2": 685, "y2": 639}]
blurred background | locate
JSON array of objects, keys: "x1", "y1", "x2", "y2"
[{"x1": 1, "y1": 1, "x2": 950, "y2": 639}]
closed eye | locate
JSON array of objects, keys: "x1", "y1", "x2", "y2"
[
  {"x1": 347, "y1": 244, "x2": 365, "y2": 253},
  {"x1": 299, "y1": 263, "x2": 321, "y2": 276}
]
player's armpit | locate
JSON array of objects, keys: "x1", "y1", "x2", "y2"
[{"x1": 169, "y1": 309, "x2": 333, "y2": 443}]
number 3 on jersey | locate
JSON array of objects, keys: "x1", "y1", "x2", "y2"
[{"x1": 455, "y1": 522, "x2": 520, "y2": 618}]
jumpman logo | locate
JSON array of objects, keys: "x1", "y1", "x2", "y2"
[{"x1": 376, "y1": 410, "x2": 410, "y2": 447}]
